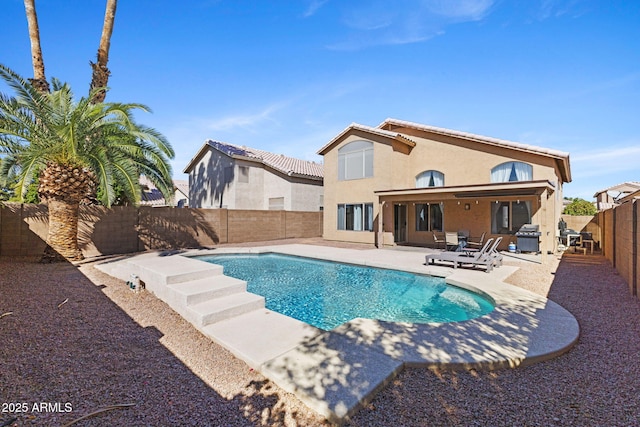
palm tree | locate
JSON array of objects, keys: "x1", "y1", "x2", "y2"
[
  {"x1": 0, "y1": 64, "x2": 174, "y2": 260},
  {"x1": 90, "y1": 0, "x2": 118, "y2": 103},
  {"x1": 23, "y1": 0, "x2": 49, "y2": 93}
]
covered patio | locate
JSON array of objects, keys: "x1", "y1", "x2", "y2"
[{"x1": 375, "y1": 180, "x2": 559, "y2": 256}]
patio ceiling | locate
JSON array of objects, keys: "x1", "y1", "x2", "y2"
[{"x1": 374, "y1": 180, "x2": 555, "y2": 200}]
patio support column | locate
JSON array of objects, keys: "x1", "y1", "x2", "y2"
[{"x1": 377, "y1": 201, "x2": 384, "y2": 248}]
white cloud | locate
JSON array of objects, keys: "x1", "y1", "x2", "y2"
[
  {"x1": 424, "y1": 0, "x2": 496, "y2": 21},
  {"x1": 565, "y1": 143, "x2": 640, "y2": 199},
  {"x1": 303, "y1": 0, "x2": 329, "y2": 18},
  {"x1": 204, "y1": 102, "x2": 289, "y2": 132},
  {"x1": 535, "y1": 0, "x2": 587, "y2": 20},
  {"x1": 327, "y1": 0, "x2": 496, "y2": 50}
]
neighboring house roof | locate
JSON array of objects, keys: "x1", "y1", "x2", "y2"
[
  {"x1": 173, "y1": 180, "x2": 189, "y2": 199},
  {"x1": 139, "y1": 176, "x2": 189, "y2": 206},
  {"x1": 318, "y1": 118, "x2": 572, "y2": 183},
  {"x1": 593, "y1": 181, "x2": 640, "y2": 198},
  {"x1": 617, "y1": 188, "x2": 640, "y2": 204},
  {"x1": 183, "y1": 140, "x2": 323, "y2": 181},
  {"x1": 594, "y1": 181, "x2": 640, "y2": 210}
]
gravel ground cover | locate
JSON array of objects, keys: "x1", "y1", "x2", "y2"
[{"x1": 1, "y1": 241, "x2": 639, "y2": 426}]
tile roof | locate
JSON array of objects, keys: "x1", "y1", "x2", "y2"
[
  {"x1": 139, "y1": 176, "x2": 189, "y2": 206},
  {"x1": 319, "y1": 118, "x2": 571, "y2": 183},
  {"x1": 593, "y1": 181, "x2": 640, "y2": 197},
  {"x1": 206, "y1": 140, "x2": 323, "y2": 180},
  {"x1": 379, "y1": 118, "x2": 570, "y2": 159},
  {"x1": 173, "y1": 180, "x2": 189, "y2": 198},
  {"x1": 316, "y1": 122, "x2": 417, "y2": 155}
]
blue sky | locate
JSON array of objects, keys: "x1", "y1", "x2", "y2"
[{"x1": 2, "y1": 0, "x2": 639, "y2": 199}]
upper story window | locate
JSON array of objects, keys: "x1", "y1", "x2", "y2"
[
  {"x1": 491, "y1": 161, "x2": 533, "y2": 183},
  {"x1": 238, "y1": 166, "x2": 249, "y2": 183},
  {"x1": 338, "y1": 140, "x2": 373, "y2": 181},
  {"x1": 416, "y1": 170, "x2": 444, "y2": 188}
]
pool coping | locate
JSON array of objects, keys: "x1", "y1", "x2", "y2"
[{"x1": 96, "y1": 244, "x2": 579, "y2": 424}]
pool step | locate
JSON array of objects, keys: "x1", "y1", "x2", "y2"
[
  {"x1": 203, "y1": 309, "x2": 321, "y2": 369},
  {"x1": 166, "y1": 276, "x2": 247, "y2": 308},
  {"x1": 132, "y1": 255, "x2": 224, "y2": 286},
  {"x1": 187, "y1": 292, "x2": 265, "y2": 327}
]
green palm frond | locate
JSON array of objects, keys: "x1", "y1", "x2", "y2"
[{"x1": 0, "y1": 63, "x2": 174, "y2": 207}]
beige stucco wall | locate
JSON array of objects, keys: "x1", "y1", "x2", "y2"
[
  {"x1": 234, "y1": 161, "x2": 264, "y2": 209},
  {"x1": 322, "y1": 132, "x2": 400, "y2": 244},
  {"x1": 187, "y1": 148, "x2": 236, "y2": 209},
  {"x1": 321, "y1": 128, "x2": 566, "y2": 252},
  {"x1": 290, "y1": 181, "x2": 323, "y2": 211},
  {"x1": 188, "y1": 147, "x2": 322, "y2": 211}
]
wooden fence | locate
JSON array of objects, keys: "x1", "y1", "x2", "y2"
[{"x1": 0, "y1": 202, "x2": 323, "y2": 258}]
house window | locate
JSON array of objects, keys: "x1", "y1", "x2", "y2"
[
  {"x1": 491, "y1": 162, "x2": 532, "y2": 183},
  {"x1": 416, "y1": 170, "x2": 444, "y2": 187},
  {"x1": 269, "y1": 197, "x2": 284, "y2": 210},
  {"x1": 491, "y1": 201, "x2": 532, "y2": 234},
  {"x1": 238, "y1": 166, "x2": 249, "y2": 183},
  {"x1": 338, "y1": 140, "x2": 373, "y2": 181},
  {"x1": 415, "y1": 203, "x2": 443, "y2": 232},
  {"x1": 337, "y1": 203, "x2": 374, "y2": 231}
]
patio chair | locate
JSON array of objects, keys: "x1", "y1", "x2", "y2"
[
  {"x1": 466, "y1": 232, "x2": 486, "y2": 250},
  {"x1": 425, "y1": 238, "x2": 495, "y2": 272},
  {"x1": 432, "y1": 232, "x2": 445, "y2": 249},
  {"x1": 445, "y1": 231, "x2": 459, "y2": 251}
]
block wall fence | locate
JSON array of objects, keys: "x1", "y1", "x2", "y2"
[
  {"x1": 559, "y1": 200, "x2": 639, "y2": 298},
  {"x1": 0, "y1": 203, "x2": 323, "y2": 258},
  {"x1": 1, "y1": 201, "x2": 637, "y2": 298}
]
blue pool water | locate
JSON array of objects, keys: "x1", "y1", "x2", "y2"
[{"x1": 198, "y1": 253, "x2": 494, "y2": 330}]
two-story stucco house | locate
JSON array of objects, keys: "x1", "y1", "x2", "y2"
[
  {"x1": 317, "y1": 118, "x2": 571, "y2": 254},
  {"x1": 184, "y1": 140, "x2": 324, "y2": 211}
]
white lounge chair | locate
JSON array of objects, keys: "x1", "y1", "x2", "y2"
[
  {"x1": 458, "y1": 236, "x2": 503, "y2": 270},
  {"x1": 425, "y1": 238, "x2": 495, "y2": 272},
  {"x1": 489, "y1": 236, "x2": 504, "y2": 267}
]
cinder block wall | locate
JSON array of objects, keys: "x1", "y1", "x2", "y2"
[
  {"x1": 0, "y1": 202, "x2": 323, "y2": 257},
  {"x1": 596, "y1": 202, "x2": 638, "y2": 297},
  {"x1": 560, "y1": 215, "x2": 601, "y2": 244},
  {"x1": 0, "y1": 203, "x2": 48, "y2": 256},
  {"x1": 614, "y1": 203, "x2": 633, "y2": 294}
]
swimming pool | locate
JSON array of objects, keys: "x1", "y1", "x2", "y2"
[{"x1": 197, "y1": 253, "x2": 494, "y2": 330}]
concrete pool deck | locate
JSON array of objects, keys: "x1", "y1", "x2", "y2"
[{"x1": 96, "y1": 244, "x2": 579, "y2": 424}]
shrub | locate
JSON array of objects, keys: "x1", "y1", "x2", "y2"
[{"x1": 563, "y1": 198, "x2": 597, "y2": 216}]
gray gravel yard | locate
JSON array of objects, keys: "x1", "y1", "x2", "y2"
[{"x1": 1, "y1": 243, "x2": 639, "y2": 426}]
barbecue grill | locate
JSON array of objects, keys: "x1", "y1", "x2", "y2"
[{"x1": 515, "y1": 224, "x2": 541, "y2": 253}]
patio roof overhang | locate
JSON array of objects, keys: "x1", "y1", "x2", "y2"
[{"x1": 374, "y1": 180, "x2": 556, "y2": 200}]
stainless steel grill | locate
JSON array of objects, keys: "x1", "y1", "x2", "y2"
[{"x1": 515, "y1": 224, "x2": 541, "y2": 253}]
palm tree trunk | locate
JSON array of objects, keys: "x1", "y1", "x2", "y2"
[
  {"x1": 46, "y1": 199, "x2": 84, "y2": 261},
  {"x1": 23, "y1": 0, "x2": 49, "y2": 93},
  {"x1": 90, "y1": 0, "x2": 118, "y2": 103}
]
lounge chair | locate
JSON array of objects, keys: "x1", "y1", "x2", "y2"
[
  {"x1": 425, "y1": 238, "x2": 495, "y2": 272},
  {"x1": 466, "y1": 232, "x2": 486, "y2": 250},
  {"x1": 457, "y1": 237, "x2": 503, "y2": 272},
  {"x1": 489, "y1": 236, "x2": 504, "y2": 267}
]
